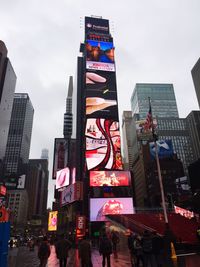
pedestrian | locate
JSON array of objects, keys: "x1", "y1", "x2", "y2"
[
  {"x1": 111, "y1": 230, "x2": 119, "y2": 259},
  {"x1": 163, "y1": 224, "x2": 176, "y2": 267},
  {"x1": 133, "y1": 235, "x2": 144, "y2": 267},
  {"x1": 99, "y1": 233, "x2": 113, "y2": 267},
  {"x1": 127, "y1": 232, "x2": 136, "y2": 267},
  {"x1": 78, "y1": 236, "x2": 92, "y2": 267},
  {"x1": 152, "y1": 231, "x2": 164, "y2": 267},
  {"x1": 141, "y1": 230, "x2": 154, "y2": 267},
  {"x1": 55, "y1": 233, "x2": 72, "y2": 267},
  {"x1": 37, "y1": 236, "x2": 51, "y2": 267}
]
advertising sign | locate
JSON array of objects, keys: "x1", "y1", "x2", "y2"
[
  {"x1": 86, "y1": 61, "x2": 115, "y2": 72},
  {"x1": 149, "y1": 139, "x2": 174, "y2": 159},
  {"x1": 76, "y1": 215, "x2": 86, "y2": 238},
  {"x1": 56, "y1": 167, "x2": 70, "y2": 189},
  {"x1": 89, "y1": 171, "x2": 131, "y2": 187},
  {"x1": 0, "y1": 186, "x2": 6, "y2": 196},
  {"x1": 48, "y1": 211, "x2": 58, "y2": 231},
  {"x1": 52, "y1": 138, "x2": 68, "y2": 179},
  {"x1": 90, "y1": 198, "x2": 135, "y2": 222},
  {"x1": 17, "y1": 175, "x2": 26, "y2": 189},
  {"x1": 85, "y1": 16, "x2": 110, "y2": 36},
  {"x1": 85, "y1": 71, "x2": 118, "y2": 119},
  {"x1": 86, "y1": 40, "x2": 114, "y2": 62},
  {"x1": 85, "y1": 118, "x2": 123, "y2": 170},
  {"x1": 60, "y1": 182, "x2": 83, "y2": 206},
  {"x1": 136, "y1": 119, "x2": 157, "y2": 141},
  {"x1": 174, "y1": 205, "x2": 194, "y2": 219}
]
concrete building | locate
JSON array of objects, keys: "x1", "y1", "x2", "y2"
[
  {"x1": 191, "y1": 58, "x2": 200, "y2": 109},
  {"x1": 4, "y1": 93, "x2": 34, "y2": 176},
  {"x1": 0, "y1": 41, "x2": 16, "y2": 167}
]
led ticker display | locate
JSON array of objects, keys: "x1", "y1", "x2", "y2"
[
  {"x1": 56, "y1": 167, "x2": 70, "y2": 189},
  {"x1": 90, "y1": 198, "x2": 135, "y2": 222},
  {"x1": 90, "y1": 171, "x2": 131, "y2": 187},
  {"x1": 85, "y1": 118, "x2": 123, "y2": 170},
  {"x1": 48, "y1": 211, "x2": 58, "y2": 231}
]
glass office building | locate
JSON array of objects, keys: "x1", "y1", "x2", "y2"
[{"x1": 131, "y1": 83, "x2": 179, "y2": 119}]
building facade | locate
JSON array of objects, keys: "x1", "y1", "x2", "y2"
[
  {"x1": 4, "y1": 93, "x2": 34, "y2": 176},
  {"x1": 191, "y1": 58, "x2": 200, "y2": 109}
]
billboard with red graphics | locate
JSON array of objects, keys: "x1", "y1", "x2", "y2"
[
  {"x1": 76, "y1": 215, "x2": 86, "y2": 238},
  {"x1": 89, "y1": 171, "x2": 131, "y2": 187},
  {"x1": 85, "y1": 118, "x2": 123, "y2": 170}
]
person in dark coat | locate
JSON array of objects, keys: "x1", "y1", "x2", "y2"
[
  {"x1": 38, "y1": 236, "x2": 51, "y2": 267},
  {"x1": 163, "y1": 224, "x2": 176, "y2": 267},
  {"x1": 111, "y1": 230, "x2": 119, "y2": 259},
  {"x1": 152, "y1": 231, "x2": 164, "y2": 267},
  {"x1": 99, "y1": 233, "x2": 113, "y2": 267},
  {"x1": 141, "y1": 230, "x2": 154, "y2": 267},
  {"x1": 55, "y1": 234, "x2": 72, "y2": 267},
  {"x1": 78, "y1": 236, "x2": 92, "y2": 267}
]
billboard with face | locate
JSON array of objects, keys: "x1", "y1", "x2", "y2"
[
  {"x1": 89, "y1": 171, "x2": 131, "y2": 187},
  {"x1": 85, "y1": 71, "x2": 118, "y2": 119},
  {"x1": 135, "y1": 119, "x2": 157, "y2": 141},
  {"x1": 85, "y1": 118, "x2": 123, "y2": 170},
  {"x1": 48, "y1": 211, "x2": 58, "y2": 231},
  {"x1": 90, "y1": 198, "x2": 135, "y2": 222},
  {"x1": 149, "y1": 139, "x2": 173, "y2": 159},
  {"x1": 85, "y1": 16, "x2": 110, "y2": 36},
  {"x1": 56, "y1": 167, "x2": 70, "y2": 189},
  {"x1": 60, "y1": 182, "x2": 83, "y2": 206},
  {"x1": 52, "y1": 138, "x2": 68, "y2": 179}
]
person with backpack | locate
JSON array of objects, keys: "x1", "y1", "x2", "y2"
[
  {"x1": 141, "y1": 230, "x2": 154, "y2": 267},
  {"x1": 99, "y1": 233, "x2": 113, "y2": 267},
  {"x1": 37, "y1": 236, "x2": 51, "y2": 267},
  {"x1": 133, "y1": 235, "x2": 144, "y2": 267},
  {"x1": 55, "y1": 233, "x2": 72, "y2": 267}
]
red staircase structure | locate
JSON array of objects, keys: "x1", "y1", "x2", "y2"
[{"x1": 108, "y1": 212, "x2": 199, "y2": 244}]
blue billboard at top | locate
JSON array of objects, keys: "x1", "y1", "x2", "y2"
[{"x1": 149, "y1": 139, "x2": 174, "y2": 159}]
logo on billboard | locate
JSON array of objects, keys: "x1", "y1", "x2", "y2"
[{"x1": 85, "y1": 17, "x2": 109, "y2": 36}]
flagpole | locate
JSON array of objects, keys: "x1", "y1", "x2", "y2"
[{"x1": 149, "y1": 97, "x2": 168, "y2": 224}]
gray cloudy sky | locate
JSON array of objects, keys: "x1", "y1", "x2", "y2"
[{"x1": 1, "y1": 0, "x2": 199, "y2": 207}]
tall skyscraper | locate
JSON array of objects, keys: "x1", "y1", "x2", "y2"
[
  {"x1": 63, "y1": 76, "x2": 73, "y2": 139},
  {"x1": 0, "y1": 41, "x2": 17, "y2": 164},
  {"x1": 191, "y1": 58, "x2": 200, "y2": 109},
  {"x1": 4, "y1": 93, "x2": 34, "y2": 176},
  {"x1": 131, "y1": 83, "x2": 179, "y2": 119}
]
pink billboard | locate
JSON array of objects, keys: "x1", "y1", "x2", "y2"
[
  {"x1": 56, "y1": 167, "x2": 70, "y2": 189},
  {"x1": 90, "y1": 198, "x2": 135, "y2": 222},
  {"x1": 89, "y1": 171, "x2": 131, "y2": 187}
]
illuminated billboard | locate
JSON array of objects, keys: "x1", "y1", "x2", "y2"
[
  {"x1": 149, "y1": 139, "x2": 174, "y2": 159},
  {"x1": 85, "y1": 16, "x2": 109, "y2": 36},
  {"x1": 136, "y1": 119, "x2": 157, "y2": 141},
  {"x1": 56, "y1": 167, "x2": 70, "y2": 189},
  {"x1": 86, "y1": 40, "x2": 114, "y2": 63},
  {"x1": 90, "y1": 198, "x2": 135, "y2": 222},
  {"x1": 52, "y1": 138, "x2": 68, "y2": 179},
  {"x1": 90, "y1": 171, "x2": 131, "y2": 187},
  {"x1": 48, "y1": 211, "x2": 58, "y2": 231},
  {"x1": 85, "y1": 118, "x2": 123, "y2": 170},
  {"x1": 60, "y1": 182, "x2": 83, "y2": 206}
]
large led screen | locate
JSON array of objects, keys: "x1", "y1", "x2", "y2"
[
  {"x1": 56, "y1": 167, "x2": 70, "y2": 189},
  {"x1": 52, "y1": 138, "x2": 68, "y2": 179},
  {"x1": 85, "y1": 71, "x2": 118, "y2": 119},
  {"x1": 136, "y1": 119, "x2": 157, "y2": 141},
  {"x1": 48, "y1": 211, "x2": 58, "y2": 231},
  {"x1": 149, "y1": 139, "x2": 173, "y2": 159},
  {"x1": 85, "y1": 119, "x2": 123, "y2": 170},
  {"x1": 85, "y1": 16, "x2": 110, "y2": 36},
  {"x1": 90, "y1": 198, "x2": 135, "y2": 222},
  {"x1": 90, "y1": 171, "x2": 131, "y2": 187}
]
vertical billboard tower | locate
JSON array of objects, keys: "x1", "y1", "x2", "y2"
[{"x1": 82, "y1": 17, "x2": 134, "y2": 225}]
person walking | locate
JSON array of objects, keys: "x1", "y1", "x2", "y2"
[
  {"x1": 99, "y1": 233, "x2": 113, "y2": 267},
  {"x1": 55, "y1": 233, "x2": 72, "y2": 267},
  {"x1": 78, "y1": 236, "x2": 92, "y2": 267},
  {"x1": 38, "y1": 236, "x2": 51, "y2": 267},
  {"x1": 127, "y1": 232, "x2": 136, "y2": 267},
  {"x1": 141, "y1": 230, "x2": 154, "y2": 267},
  {"x1": 133, "y1": 235, "x2": 144, "y2": 267},
  {"x1": 152, "y1": 231, "x2": 164, "y2": 267},
  {"x1": 163, "y1": 224, "x2": 176, "y2": 267},
  {"x1": 111, "y1": 230, "x2": 119, "y2": 259}
]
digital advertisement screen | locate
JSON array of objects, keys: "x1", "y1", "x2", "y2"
[
  {"x1": 149, "y1": 139, "x2": 174, "y2": 159},
  {"x1": 136, "y1": 119, "x2": 157, "y2": 141},
  {"x1": 85, "y1": 16, "x2": 110, "y2": 36},
  {"x1": 52, "y1": 138, "x2": 68, "y2": 179},
  {"x1": 86, "y1": 40, "x2": 115, "y2": 63},
  {"x1": 85, "y1": 118, "x2": 123, "y2": 170},
  {"x1": 90, "y1": 171, "x2": 131, "y2": 187},
  {"x1": 56, "y1": 167, "x2": 70, "y2": 189},
  {"x1": 48, "y1": 211, "x2": 58, "y2": 231},
  {"x1": 85, "y1": 71, "x2": 118, "y2": 119},
  {"x1": 60, "y1": 182, "x2": 83, "y2": 206},
  {"x1": 90, "y1": 198, "x2": 135, "y2": 222}
]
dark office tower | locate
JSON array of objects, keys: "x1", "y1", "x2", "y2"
[
  {"x1": 26, "y1": 159, "x2": 49, "y2": 220},
  {"x1": 186, "y1": 111, "x2": 200, "y2": 161},
  {"x1": 191, "y1": 58, "x2": 200, "y2": 109},
  {"x1": 4, "y1": 93, "x2": 34, "y2": 176},
  {"x1": 131, "y1": 83, "x2": 179, "y2": 119},
  {"x1": 0, "y1": 41, "x2": 17, "y2": 165},
  {"x1": 63, "y1": 76, "x2": 73, "y2": 139}
]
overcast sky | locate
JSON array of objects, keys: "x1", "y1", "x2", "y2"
[{"x1": 1, "y1": 0, "x2": 199, "y2": 208}]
